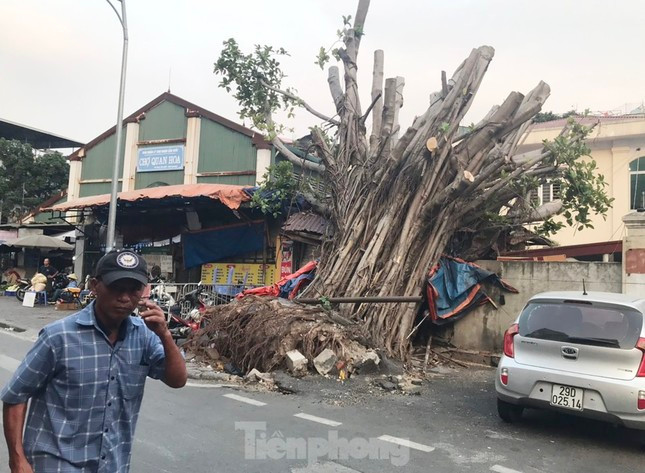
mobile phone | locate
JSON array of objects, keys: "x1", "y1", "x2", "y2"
[{"x1": 137, "y1": 298, "x2": 149, "y2": 315}]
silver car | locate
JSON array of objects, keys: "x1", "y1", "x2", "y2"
[{"x1": 495, "y1": 291, "x2": 645, "y2": 432}]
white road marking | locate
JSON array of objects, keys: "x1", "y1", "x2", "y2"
[
  {"x1": 291, "y1": 461, "x2": 364, "y2": 472},
  {"x1": 491, "y1": 465, "x2": 523, "y2": 473},
  {"x1": 377, "y1": 435, "x2": 435, "y2": 453},
  {"x1": 222, "y1": 393, "x2": 267, "y2": 406},
  {"x1": 0, "y1": 354, "x2": 21, "y2": 373},
  {"x1": 184, "y1": 382, "x2": 238, "y2": 388},
  {"x1": 293, "y1": 413, "x2": 342, "y2": 427}
]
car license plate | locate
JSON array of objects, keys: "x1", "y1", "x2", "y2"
[{"x1": 550, "y1": 384, "x2": 583, "y2": 411}]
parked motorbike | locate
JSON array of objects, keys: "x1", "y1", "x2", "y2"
[
  {"x1": 178, "y1": 281, "x2": 208, "y2": 320},
  {"x1": 79, "y1": 275, "x2": 95, "y2": 307},
  {"x1": 166, "y1": 282, "x2": 208, "y2": 345},
  {"x1": 167, "y1": 305, "x2": 200, "y2": 345},
  {"x1": 15, "y1": 272, "x2": 69, "y2": 302},
  {"x1": 148, "y1": 276, "x2": 176, "y2": 313},
  {"x1": 52, "y1": 273, "x2": 70, "y2": 293},
  {"x1": 15, "y1": 278, "x2": 31, "y2": 302}
]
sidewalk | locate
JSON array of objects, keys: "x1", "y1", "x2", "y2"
[
  {"x1": 0, "y1": 294, "x2": 71, "y2": 339},
  {"x1": 0, "y1": 295, "x2": 220, "y2": 382}
]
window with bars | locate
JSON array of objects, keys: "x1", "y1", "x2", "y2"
[
  {"x1": 629, "y1": 156, "x2": 645, "y2": 209},
  {"x1": 529, "y1": 181, "x2": 561, "y2": 206}
]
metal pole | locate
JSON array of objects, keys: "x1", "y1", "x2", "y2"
[
  {"x1": 105, "y1": 0, "x2": 129, "y2": 252},
  {"x1": 296, "y1": 296, "x2": 424, "y2": 304}
]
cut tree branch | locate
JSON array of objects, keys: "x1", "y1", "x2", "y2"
[
  {"x1": 327, "y1": 66, "x2": 344, "y2": 114},
  {"x1": 368, "y1": 49, "x2": 384, "y2": 151},
  {"x1": 260, "y1": 80, "x2": 340, "y2": 125},
  {"x1": 264, "y1": 109, "x2": 326, "y2": 173}
]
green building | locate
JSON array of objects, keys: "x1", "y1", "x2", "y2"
[{"x1": 54, "y1": 92, "x2": 287, "y2": 283}]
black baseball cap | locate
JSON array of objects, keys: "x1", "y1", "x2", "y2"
[{"x1": 95, "y1": 250, "x2": 148, "y2": 286}]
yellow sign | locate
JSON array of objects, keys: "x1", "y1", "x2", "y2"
[{"x1": 201, "y1": 263, "x2": 277, "y2": 286}]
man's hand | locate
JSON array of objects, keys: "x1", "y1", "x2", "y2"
[
  {"x1": 138, "y1": 300, "x2": 187, "y2": 388},
  {"x1": 138, "y1": 300, "x2": 169, "y2": 338},
  {"x1": 9, "y1": 456, "x2": 33, "y2": 473},
  {"x1": 4, "y1": 403, "x2": 32, "y2": 473}
]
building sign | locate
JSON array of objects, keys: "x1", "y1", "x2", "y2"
[
  {"x1": 201, "y1": 262, "x2": 276, "y2": 286},
  {"x1": 280, "y1": 240, "x2": 293, "y2": 279},
  {"x1": 137, "y1": 145, "x2": 185, "y2": 172}
]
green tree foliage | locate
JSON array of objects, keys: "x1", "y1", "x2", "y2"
[
  {"x1": 533, "y1": 109, "x2": 582, "y2": 123},
  {"x1": 0, "y1": 139, "x2": 69, "y2": 222},
  {"x1": 535, "y1": 120, "x2": 613, "y2": 235},
  {"x1": 214, "y1": 25, "x2": 612, "y2": 253},
  {"x1": 250, "y1": 161, "x2": 297, "y2": 218},
  {"x1": 214, "y1": 39, "x2": 296, "y2": 139}
]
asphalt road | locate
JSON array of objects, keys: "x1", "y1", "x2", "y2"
[{"x1": 0, "y1": 296, "x2": 644, "y2": 472}]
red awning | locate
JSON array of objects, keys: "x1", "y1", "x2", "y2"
[{"x1": 48, "y1": 183, "x2": 251, "y2": 212}]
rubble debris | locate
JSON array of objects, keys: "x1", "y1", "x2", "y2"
[
  {"x1": 273, "y1": 371, "x2": 299, "y2": 394},
  {"x1": 244, "y1": 368, "x2": 274, "y2": 384},
  {"x1": 186, "y1": 360, "x2": 240, "y2": 383},
  {"x1": 352, "y1": 351, "x2": 380, "y2": 374},
  {"x1": 313, "y1": 349, "x2": 338, "y2": 375},
  {"x1": 286, "y1": 350, "x2": 308, "y2": 376},
  {"x1": 374, "y1": 375, "x2": 424, "y2": 395},
  {"x1": 205, "y1": 347, "x2": 220, "y2": 361},
  {"x1": 377, "y1": 380, "x2": 398, "y2": 392},
  {"x1": 336, "y1": 360, "x2": 348, "y2": 381},
  {"x1": 224, "y1": 361, "x2": 243, "y2": 376},
  {"x1": 185, "y1": 296, "x2": 372, "y2": 374},
  {"x1": 427, "y1": 365, "x2": 455, "y2": 375}
]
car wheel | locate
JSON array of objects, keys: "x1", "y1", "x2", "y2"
[
  {"x1": 497, "y1": 398, "x2": 524, "y2": 423},
  {"x1": 636, "y1": 429, "x2": 645, "y2": 450}
]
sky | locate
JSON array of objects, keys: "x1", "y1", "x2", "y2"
[{"x1": 1, "y1": 0, "x2": 644, "y2": 146}]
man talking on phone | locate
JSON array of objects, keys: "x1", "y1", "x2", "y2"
[{"x1": 1, "y1": 250, "x2": 187, "y2": 473}]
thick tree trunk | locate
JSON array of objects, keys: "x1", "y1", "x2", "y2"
[{"x1": 300, "y1": 0, "x2": 565, "y2": 358}]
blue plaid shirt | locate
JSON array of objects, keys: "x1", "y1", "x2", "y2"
[{"x1": 1, "y1": 302, "x2": 166, "y2": 473}]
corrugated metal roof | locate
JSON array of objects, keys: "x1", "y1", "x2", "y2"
[
  {"x1": 282, "y1": 212, "x2": 328, "y2": 235},
  {"x1": 0, "y1": 117, "x2": 83, "y2": 149},
  {"x1": 47, "y1": 183, "x2": 251, "y2": 212}
]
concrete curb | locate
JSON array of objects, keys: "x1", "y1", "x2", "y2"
[{"x1": 185, "y1": 363, "x2": 241, "y2": 383}]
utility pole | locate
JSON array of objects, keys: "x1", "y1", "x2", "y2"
[{"x1": 105, "y1": 0, "x2": 129, "y2": 252}]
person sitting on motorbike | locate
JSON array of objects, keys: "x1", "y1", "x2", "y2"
[
  {"x1": 51, "y1": 274, "x2": 79, "y2": 303},
  {"x1": 38, "y1": 258, "x2": 58, "y2": 292}
]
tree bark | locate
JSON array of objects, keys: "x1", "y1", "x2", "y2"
[{"x1": 293, "y1": 1, "x2": 589, "y2": 359}]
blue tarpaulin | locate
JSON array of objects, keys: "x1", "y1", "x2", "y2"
[
  {"x1": 182, "y1": 221, "x2": 264, "y2": 269},
  {"x1": 426, "y1": 257, "x2": 518, "y2": 325}
]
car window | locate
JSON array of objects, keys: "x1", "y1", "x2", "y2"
[{"x1": 518, "y1": 302, "x2": 643, "y2": 349}]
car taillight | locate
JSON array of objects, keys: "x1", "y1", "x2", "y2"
[
  {"x1": 503, "y1": 323, "x2": 520, "y2": 358},
  {"x1": 636, "y1": 338, "x2": 645, "y2": 377},
  {"x1": 638, "y1": 391, "x2": 645, "y2": 410},
  {"x1": 500, "y1": 367, "x2": 509, "y2": 386}
]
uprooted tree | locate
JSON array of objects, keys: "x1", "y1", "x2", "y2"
[{"x1": 213, "y1": 0, "x2": 612, "y2": 359}]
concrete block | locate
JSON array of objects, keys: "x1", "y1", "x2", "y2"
[
  {"x1": 313, "y1": 348, "x2": 338, "y2": 375},
  {"x1": 286, "y1": 350, "x2": 308, "y2": 376},
  {"x1": 245, "y1": 368, "x2": 273, "y2": 383},
  {"x1": 354, "y1": 351, "x2": 380, "y2": 374}
]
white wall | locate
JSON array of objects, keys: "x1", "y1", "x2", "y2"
[{"x1": 438, "y1": 260, "x2": 622, "y2": 353}]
